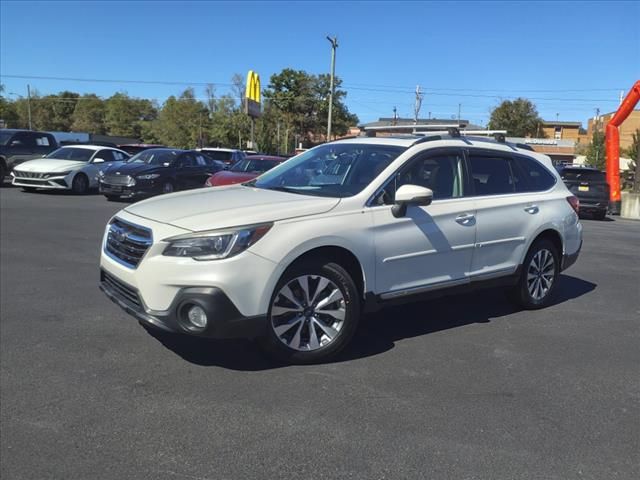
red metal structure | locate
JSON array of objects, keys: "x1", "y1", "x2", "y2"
[{"x1": 605, "y1": 80, "x2": 640, "y2": 214}]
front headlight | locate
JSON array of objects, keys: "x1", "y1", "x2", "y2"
[
  {"x1": 162, "y1": 223, "x2": 272, "y2": 260},
  {"x1": 137, "y1": 173, "x2": 161, "y2": 180}
]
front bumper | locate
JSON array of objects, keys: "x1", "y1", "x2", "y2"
[
  {"x1": 99, "y1": 269, "x2": 266, "y2": 338},
  {"x1": 11, "y1": 172, "x2": 70, "y2": 189},
  {"x1": 99, "y1": 181, "x2": 161, "y2": 198}
]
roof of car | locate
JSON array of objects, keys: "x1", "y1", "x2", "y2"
[
  {"x1": 57, "y1": 144, "x2": 122, "y2": 151},
  {"x1": 245, "y1": 155, "x2": 287, "y2": 161},
  {"x1": 199, "y1": 148, "x2": 240, "y2": 152}
]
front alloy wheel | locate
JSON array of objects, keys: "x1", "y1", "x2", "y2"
[
  {"x1": 271, "y1": 275, "x2": 346, "y2": 351},
  {"x1": 261, "y1": 261, "x2": 360, "y2": 363}
]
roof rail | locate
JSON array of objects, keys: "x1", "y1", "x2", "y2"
[{"x1": 460, "y1": 130, "x2": 507, "y2": 136}]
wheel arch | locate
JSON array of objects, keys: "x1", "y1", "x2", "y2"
[
  {"x1": 527, "y1": 228, "x2": 564, "y2": 260},
  {"x1": 281, "y1": 245, "x2": 366, "y2": 303}
]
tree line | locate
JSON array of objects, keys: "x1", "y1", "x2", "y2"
[{"x1": 0, "y1": 69, "x2": 359, "y2": 154}]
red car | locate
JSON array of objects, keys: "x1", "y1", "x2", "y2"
[{"x1": 205, "y1": 155, "x2": 286, "y2": 187}]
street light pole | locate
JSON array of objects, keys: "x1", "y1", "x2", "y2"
[
  {"x1": 27, "y1": 84, "x2": 32, "y2": 130},
  {"x1": 326, "y1": 36, "x2": 338, "y2": 142}
]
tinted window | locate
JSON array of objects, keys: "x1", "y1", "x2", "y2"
[
  {"x1": 469, "y1": 154, "x2": 514, "y2": 196},
  {"x1": 178, "y1": 154, "x2": 196, "y2": 167},
  {"x1": 203, "y1": 150, "x2": 233, "y2": 161},
  {"x1": 231, "y1": 159, "x2": 281, "y2": 173},
  {"x1": 35, "y1": 135, "x2": 51, "y2": 146},
  {"x1": 195, "y1": 154, "x2": 208, "y2": 166},
  {"x1": 128, "y1": 149, "x2": 180, "y2": 165},
  {"x1": 512, "y1": 155, "x2": 556, "y2": 192},
  {"x1": 113, "y1": 151, "x2": 128, "y2": 161},
  {"x1": 96, "y1": 149, "x2": 116, "y2": 162},
  {"x1": 11, "y1": 132, "x2": 37, "y2": 147},
  {"x1": 560, "y1": 168, "x2": 605, "y2": 182},
  {"x1": 45, "y1": 147, "x2": 95, "y2": 162}
]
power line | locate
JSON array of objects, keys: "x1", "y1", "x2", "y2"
[{"x1": 0, "y1": 74, "x2": 233, "y2": 87}]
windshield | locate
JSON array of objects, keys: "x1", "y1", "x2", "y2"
[
  {"x1": 251, "y1": 143, "x2": 406, "y2": 197},
  {"x1": 45, "y1": 147, "x2": 95, "y2": 161},
  {"x1": 231, "y1": 158, "x2": 281, "y2": 173},
  {"x1": 203, "y1": 150, "x2": 233, "y2": 161},
  {"x1": 128, "y1": 149, "x2": 179, "y2": 165},
  {"x1": 561, "y1": 169, "x2": 606, "y2": 182},
  {"x1": 0, "y1": 131, "x2": 13, "y2": 146}
]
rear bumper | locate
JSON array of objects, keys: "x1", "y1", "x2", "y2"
[
  {"x1": 561, "y1": 239, "x2": 582, "y2": 271},
  {"x1": 99, "y1": 269, "x2": 266, "y2": 339}
]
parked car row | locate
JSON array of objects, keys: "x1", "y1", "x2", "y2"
[{"x1": 3, "y1": 131, "x2": 287, "y2": 199}]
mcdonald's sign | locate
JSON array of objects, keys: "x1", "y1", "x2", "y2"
[{"x1": 244, "y1": 70, "x2": 261, "y2": 118}]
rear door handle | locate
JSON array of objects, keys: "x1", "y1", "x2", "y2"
[
  {"x1": 524, "y1": 205, "x2": 539, "y2": 214},
  {"x1": 455, "y1": 213, "x2": 476, "y2": 226}
]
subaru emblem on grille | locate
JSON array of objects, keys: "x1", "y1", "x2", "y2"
[{"x1": 115, "y1": 230, "x2": 127, "y2": 242}]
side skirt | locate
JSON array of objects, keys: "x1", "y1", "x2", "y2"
[{"x1": 363, "y1": 267, "x2": 522, "y2": 313}]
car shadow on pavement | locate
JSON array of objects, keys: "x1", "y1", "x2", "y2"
[{"x1": 144, "y1": 274, "x2": 596, "y2": 371}]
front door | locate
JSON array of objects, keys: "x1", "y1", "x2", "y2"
[{"x1": 371, "y1": 148, "x2": 477, "y2": 296}]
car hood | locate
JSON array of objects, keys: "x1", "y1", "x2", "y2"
[
  {"x1": 124, "y1": 184, "x2": 340, "y2": 231},
  {"x1": 14, "y1": 159, "x2": 87, "y2": 172},
  {"x1": 209, "y1": 171, "x2": 258, "y2": 186},
  {"x1": 105, "y1": 162, "x2": 164, "y2": 176}
]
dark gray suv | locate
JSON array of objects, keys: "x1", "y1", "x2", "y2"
[{"x1": 0, "y1": 129, "x2": 59, "y2": 184}]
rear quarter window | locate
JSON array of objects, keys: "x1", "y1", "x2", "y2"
[{"x1": 512, "y1": 155, "x2": 556, "y2": 192}]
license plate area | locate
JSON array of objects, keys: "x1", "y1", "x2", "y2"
[{"x1": 578, "y1": 185, "x2": 589, "y2": 192}]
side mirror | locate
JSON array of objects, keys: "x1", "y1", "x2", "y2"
[
  {"x1": 391, "y1": 184, "x2": 433, "y2": 218},
  {"x1": 93, "y1": 158, "x2": 105, "y2": 164}
]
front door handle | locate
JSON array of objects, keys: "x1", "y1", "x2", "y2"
[
  {"x1": 455, "y1": 213, "x2": 476, "y2": 226},
  {"x1": 524, "y1": 205, "x2": 539, "y2": 214}
]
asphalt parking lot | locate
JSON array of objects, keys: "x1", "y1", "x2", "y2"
[{"x1": 1, "y1": 185, "x2": 639, "y2": 480}]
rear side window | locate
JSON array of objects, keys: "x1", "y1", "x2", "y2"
[
  {"x1": 512, "y1": 155, "x2": 556, "y2": 192},
  {"x1": 468, "y1": 154, "x2": 514, "y2": 196},
  {"x1": 560, "y1": 169, "x2": 605, "y2": 182}
]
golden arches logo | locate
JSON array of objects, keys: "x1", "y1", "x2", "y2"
[{"x1": 245, "y1": 71, "x2": 261, "y2": 104}]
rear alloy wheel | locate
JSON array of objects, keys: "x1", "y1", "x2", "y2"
[
  {"x1": 510, "y1": 239, "x2": 559, "y2": 309},
  {"x1": 71, "y1": 173, "x2": 89, "y2": 194},
  {"x1": 260, "y1": 261, "x2": 360, "y2": 364},
  {"x1": 162, "y1": 181, "x2": 174, "y2": 194}
]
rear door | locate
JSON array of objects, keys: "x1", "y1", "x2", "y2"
[
  {"x1": 174, "y1": 153, "x2": 198, "y2": 189},
  {"x1": 467, "y1": 150, "x2": 550, "y2": 278}
]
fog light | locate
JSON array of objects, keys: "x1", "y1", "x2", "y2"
[{"x1": 187, "y1": 305, "x2": 208, "y2": 329}]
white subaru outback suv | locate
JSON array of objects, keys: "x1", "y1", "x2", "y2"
[{"x1": 99, "y1": 133, "x2": 582, "y2": 363}]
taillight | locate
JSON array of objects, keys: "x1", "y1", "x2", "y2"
[{"x1": 566, "y1": 195, "x2": 579, "y2": 214}]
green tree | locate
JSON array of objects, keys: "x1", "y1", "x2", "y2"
[
  {"x1": 313, "y1": 74, "x2": 358, "y2": 140},
  {"x1": 488, "y1": 98, "x2": 543, "y2": 137},
  {"x1": 104, "y1": 92, "x2": 157, "y2": 138},
  {"x1": 154, "y1": 88, "x2": 207, "y2": 149},
  {"x1": 0, "y1": 84, "x2": 19, "y2": 128},
  {"x1": 71, "y1": 94, "x2": 105, "y2": 133},
  {"x1": 585, "y1": 130, "x2": 606, "y2": 170}
]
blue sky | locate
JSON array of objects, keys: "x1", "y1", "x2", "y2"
[{"x1": 1, "y1": 0, "x2": 639, "y2": 128}]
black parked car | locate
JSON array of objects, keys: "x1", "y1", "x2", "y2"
[
  {"x1": 556, "y1": 165, "x2": 609, "y2": 220},
  {"x1": 98, "y1": 148, "x2": 224, "y2": 200},
  {"x1": 0, "y1": 129, "x2": 59, "y2": 183}
]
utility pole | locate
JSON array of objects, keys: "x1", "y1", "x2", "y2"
[
  {"x1": 326, "y1": 36, "x2": 338, "y2": 142},
  {"x1": 27, "y1": 84, "x2": 32, "y2": 130},
  {"x1": 413, "y1": 85, "x2": 423, "y2": 124},
  {"x1": 392, "y1": 106, "x2": 398, "y2": 125},
  {"x1": 594, "y1": 108, "x2": 600, "y2": 168},
  {"x1": 457, "y1": 103, "x2": 461, "y2": 124}
]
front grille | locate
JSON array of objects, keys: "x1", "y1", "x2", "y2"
[
  {"x1": 14, "y1": 171, "x2": 47, "y2": 179},
  {"x1": 101, "y1": 270, "x2": 143, "y2": 310},
  {"x1": 105, "y1": 218, "x2": 153, "y2": 268},
  {"x1": 103, "y1": 174, "x2": 133, "y2": 185}
]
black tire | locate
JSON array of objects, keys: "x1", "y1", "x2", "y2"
[
  {"x1": 594, "y1": 210, "x2": 607, "y2": 220},
  {"x1": 509, "y1": 239, "x2": 560, "y2": 310},
  {"x1": 259, "y1": 260, "x2": 361, "y2": 364},
  {"x1": 161, "y1": 181, "x2": 175, "y2": 194},
  {"x1": 22, "y1": 187, "x2": 37, "y2": 193},
  {"x1": 105, "y1": 195, "x2": 118, "y2": 202},
  {"x1": 71, "y1": 173, "x2": 89, "y2": 195},
  {"x1": 0, "y1": 162, "x2": 5, "y2": 186}
]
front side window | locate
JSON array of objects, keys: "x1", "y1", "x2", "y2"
[
  {"x1": 35, "y1": 135, "x2": 50, "y2": 146},
  {"x1": 468, "y1": 154, "x2": 514, "y2": 196},
  {"x1": 45, "y1": 147, "x2": 95, "y2": 162},
  {"x1": 97, "y1": 150, "x2": 116, "y2": 162},
  {"x1": 252, "y1": 143, "x2": 406, "y2": 198},
  {"x1": 204, "y1": 150, "x2": 233, "y2": 162}
]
